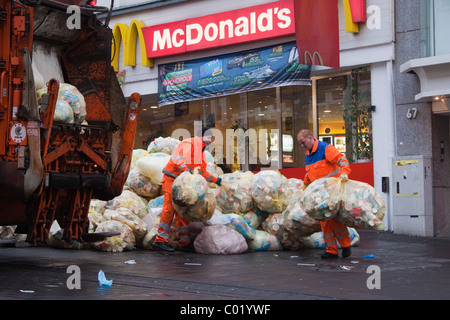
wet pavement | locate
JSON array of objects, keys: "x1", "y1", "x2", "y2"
[{"x1": 0, "y1": 230, "x2": 449, "y2": 303}]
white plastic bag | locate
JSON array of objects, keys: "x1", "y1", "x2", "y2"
[
  {"x1": 194, "y1": 224, "x2": 248, "y2": 255},
  {"x1": 135, "y1": 153, "x2": 171, "y2": 185}
]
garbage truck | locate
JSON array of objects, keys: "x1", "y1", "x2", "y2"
[{"x1": 0, "y1": 0, "x2": 141, "y2": 245}]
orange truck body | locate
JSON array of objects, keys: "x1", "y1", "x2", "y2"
[{"x1": 0, "y1": 0, "x2": 141, "y2": 244}]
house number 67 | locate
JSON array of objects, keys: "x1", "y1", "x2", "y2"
[{"x1": 407, "y1": 108, "x2": 418, "y2": 119}]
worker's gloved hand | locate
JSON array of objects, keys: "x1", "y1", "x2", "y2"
[
  {"x1": 216, "y1": 177, "x2": 222, "y2": 186},
  {"x1": 340, "y1": 174, "x2": 349, "y2": 182}
]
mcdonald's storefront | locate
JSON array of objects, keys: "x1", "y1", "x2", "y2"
[{"x1": 106, "y1": 0, "x2": 395, "y2": 228}]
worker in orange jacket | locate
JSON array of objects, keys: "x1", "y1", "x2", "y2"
[
  {"x1": 297, "y1": 129, "x2": 352, "y2": 259},
  {"x1": 152, "y1": 127, "x2": 222, "y2": 252}
]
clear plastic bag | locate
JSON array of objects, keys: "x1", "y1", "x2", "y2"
[
  {"x1": 215, "y1": 171, "x2": 254, "y2": 214},
  {"x1": 246, "y1": 230, "x2": 283, "y2": 252},
  {"x1": 282, "y1": 197, "x2": 321, "y2": 237},
  {"x1": 336, "y1": 180, "x2": 386, "y2": 230},
  {"x1": 147, "y1": 136, "x2": 180, "y2": 155},
  {"x1": 172, "y1": 171, "x2": 216, "y2": 222},
  {"x1": 125, "y1": 168, "x2": 161, "y2": 199},
  {"x1": 250, "y1": 170, "x2": 289, "y2": 213},
  {"x1": 300, "y1": 178, "x2": 343, "y2": 221}
]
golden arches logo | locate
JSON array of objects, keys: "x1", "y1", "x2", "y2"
[
  {"x1": 111, "y1": 20, "x2": 154, "y2": 72},
  {"x1": 304, "y1": 51, "x2": 323, "y2": 66}
]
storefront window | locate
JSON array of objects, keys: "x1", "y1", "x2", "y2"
[
  {"x1": 316, "y1": 68, "x2": 372, "y2": 163},
  {"x1": 134, "y1": 69, "x2": 371, "y2": 170},
  {"x1": 281, "y1": 86, "x2": 312, "y2": 168}
]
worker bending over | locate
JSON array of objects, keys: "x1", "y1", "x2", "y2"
[{"x1": 152, "y1": 127, "x2": 222, "y2": 252}]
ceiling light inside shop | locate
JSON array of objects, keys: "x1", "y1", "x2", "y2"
[
  {"x1": 258, "y1": 113, "x2": 265, "y2": 116},
  {"x1": 150, "y1": 106, "x2": 158, "y2": 109}
]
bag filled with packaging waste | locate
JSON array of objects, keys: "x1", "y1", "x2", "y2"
[
  {"x1": 222, "y1": 213, "x2": 257, "y2": 240},
  {"x1": 130, "y1": 149, "x2": 149, "y2": 169},
  {"x1": 300, "y1": 178, "x2": 343, "y2": 221},
  {"x1": 147, "y1": 136, "x2": 180, "y2": 155},
  {"x1": 250, "y1": 170, "x2": 289, "y2": 213},
  {"x1": 135, "y1": 152, "x2": 171, "y2": 185},
  {"x1": 246, "y1": 230, "x2": 283, "y2": 252},
  {"x1": 106, "y1": 189, "x2": 148, "y2": 219},
  {"x1": 53, "y1": 100, "x2": 74, "y2": 124},
  {"x1": 282, "y1": 197, "x2": 321, "y2": 237},
  {"x1": 125, "y1": 168, "x2": 161, "y2": 199},
  {"x1": 103, "y1": 207, "x2": 147, "y2": 241},
  {"x1": 336, "y1": 180, "x2": 386, "y2": 230},
  {"x1": 215, "y1": 171, "x2": 254, "y2": 214},
  {"x1": 93, "y1": 220, "x2": 136, "y2": 252},
  {"x1": 194, "y1": 224, "x2": 248, "y2": 254},
  {"x1": 172, "y1": 171, "x2": 216, "y2": 222}
]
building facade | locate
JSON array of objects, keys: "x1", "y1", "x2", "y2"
[{"x1": 98, "y1": 0, "x2": 449, "y2": 237}]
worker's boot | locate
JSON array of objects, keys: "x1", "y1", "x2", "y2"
[
  {"x1": 321, "y1": 251, "x2": 338, "y2": 259},
  {"x1": 178, "y1": 243, "x2": 195, "y2": 252},
  {"x1": 342, "y1": 246, "x2": 351, "y2": 258},
  {"x1": 153, "y1": 241, "x2": 175, "y2": 252}
]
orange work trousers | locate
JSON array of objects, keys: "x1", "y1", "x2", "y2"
[
  {"x1": 154, "y1": 176, "x2": 191, "y2": 247},
  {"x1": 320, "y1": 218, "x2": 351, "y2": 255}
]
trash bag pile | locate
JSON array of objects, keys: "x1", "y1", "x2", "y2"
[{"x1": 0, "y1": 136, "x2": 386, "y2": 254}]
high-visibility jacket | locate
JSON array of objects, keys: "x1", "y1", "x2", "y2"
[
  {"x1": 304, "y1": 139, "x2": 352, "y2": 254},
  {"x1": 162, "y1": 136, "x2": 219, "y2": 184},
  {"x1": 304, "y1": 139, "x2": 351, "y2": 185}
]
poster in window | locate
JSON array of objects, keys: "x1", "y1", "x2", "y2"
[{"x1": 334, "y1": 135, "x2": 346, "y2": 153}]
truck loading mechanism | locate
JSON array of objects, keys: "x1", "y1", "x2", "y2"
[{"x1": 0, "y1": 0, "x2": 141, "y2": 245}]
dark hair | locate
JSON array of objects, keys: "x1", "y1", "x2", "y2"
[{"x1": 202, "y1": 127, "x2": 212, "y2": 136}]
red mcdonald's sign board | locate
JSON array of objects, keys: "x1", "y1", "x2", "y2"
[{"x1": 294, "y1": 0, "x2": 340, "y2": 70}]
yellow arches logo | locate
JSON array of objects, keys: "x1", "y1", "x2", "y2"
[{"x1": 111, "y1": 20, "x2": 154, "y2": 72}]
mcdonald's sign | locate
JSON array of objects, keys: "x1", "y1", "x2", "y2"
[
  {"x1": 294, "y1": 0, "x2": 340, "y2": 70},
  {"x1": 111, "y1": 20, "x2": 154, "y2": 72}
]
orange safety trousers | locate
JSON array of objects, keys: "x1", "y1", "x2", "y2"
[
  {"x1": 154, "y1": 176, "x2": 191, "y2": 247},
  {"x1": 320, "y1": 218, "x2": 351, "y2": 255}
]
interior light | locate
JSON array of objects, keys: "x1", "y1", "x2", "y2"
[
  {"x1": 150, "y1": 106, "x2": 158, "y2": 109},
  {"x1": 258, "y1": 113, "x2": 265, "y2": 116}
]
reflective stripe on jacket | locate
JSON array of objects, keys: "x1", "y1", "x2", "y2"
[
  {"x1": 162, "y1": 136, "x2": 218, "y2": 184},
  {"x1": 304, "y1": 139, "x2": 351, "y2": 185}
]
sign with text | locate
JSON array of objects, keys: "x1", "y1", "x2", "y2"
[
  {"x1": 143, "y1": 0, "x2": 295, "y2": 59},
  {"x1": 158, "y1": 42, "x2": 310, "y2": 106}
]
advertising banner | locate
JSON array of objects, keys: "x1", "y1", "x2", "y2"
[{"x1": 158, "y1": 42, "x2": 311, "y2": 106}]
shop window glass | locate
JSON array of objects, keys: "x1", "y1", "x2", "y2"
[
  {"x1": 246, "y1": 88, "x2": 279, "y2": 171},
  {"x1": 281, "y1": 86, "x2": 312, "y2": 168},
  {"x1": 316, "y1": 68, "x2": 372, "y2": 163}
]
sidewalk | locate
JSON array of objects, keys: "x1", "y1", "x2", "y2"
[{"x1": 0, "y1": 230, "x2": 449, "y2": 301}]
